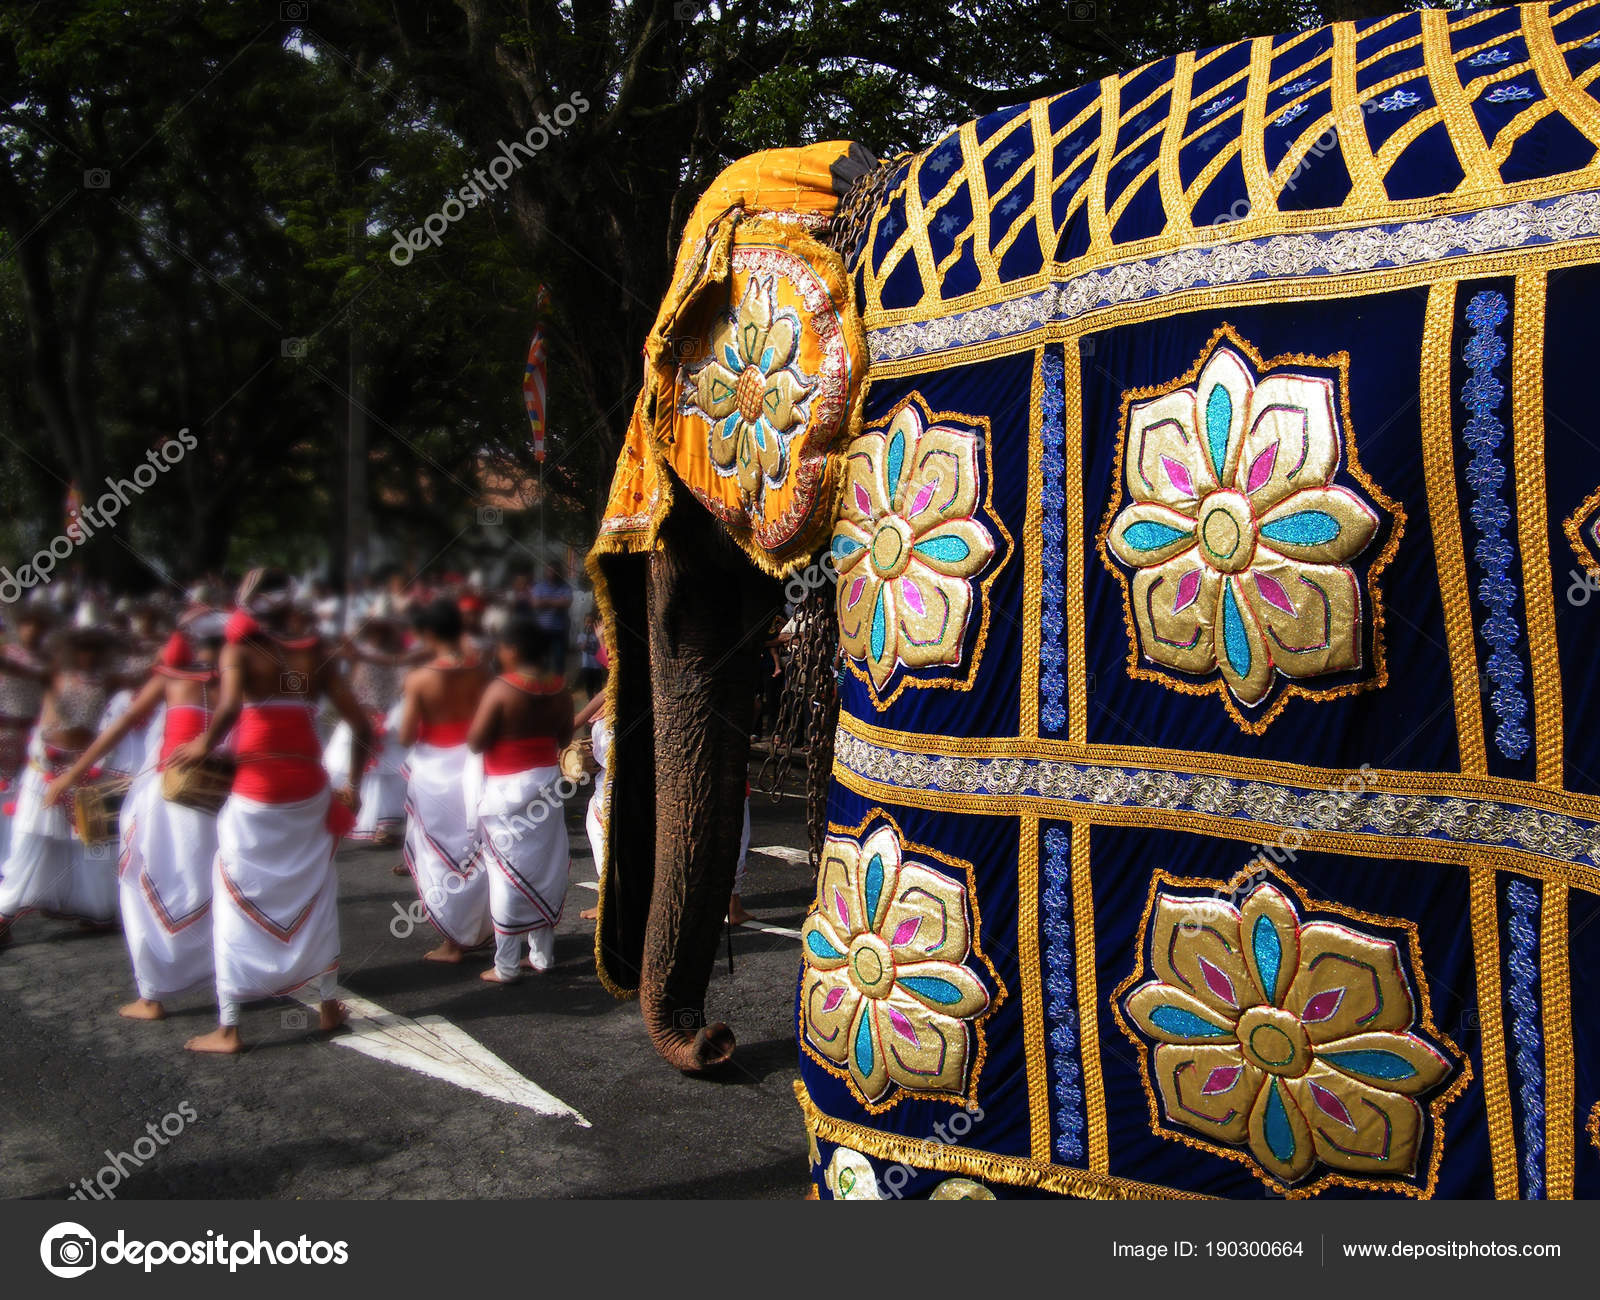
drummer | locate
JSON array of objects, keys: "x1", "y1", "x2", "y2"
[
  {"x1": 44, "y1": 612, "x2": 228, "y2": 1019},
  {"x1": 0, "y1": 617, "x2": 119, "y2": 942},
  {"x1": 0, "y1": 607, "x2": 54, "y2": 864}
]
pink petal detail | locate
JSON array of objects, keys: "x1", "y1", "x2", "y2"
[
  {"x1": 1161, "y1": 456, "x2": 1194, "y2": 497},
  {"x1": 854, "y1": 483, "x2": 872, "y2": 515},
  {"x1": 1197, "y1": 955, "x2": 1237, "y2": 1008},
  {"x1": 1246, "y1": 444, "x2": 1278, "y2": 494},
  {"x1": 847, "y1": 576, "x2": 866, "y2": 609},
  {"x1": 887, "y1": 1007, "x2": 920, "y2": 1045},
  {"x1": 900, "y1": 578, "x2": 925, "y2": 617},
  {"x1": 1200, "y1": 1064, "x2": 1243, "y2": 1096},
  {"x1": 821, "y1": 987, "x2": 845, "y2": 1013},
  {"x1": 1253, "y1": 570, "x2": 1296, "y2": 615},
  {"x1": 833, "y1": 887, "x2": 849, "y2": 928},
  {"x1": 890, "y1": 917, "x2": 921, "y2": 948},
  {"x1": 1309, "y1": 1080, "x2": 1355, "y2": 1128},
  {"x1": 909, "y1": 480, "x2": 936, "y2": 517},
  {"x1": 1172, "y1": 567, "x2": 1202, "y2": 614},
  {"x1": 1300, "y1": 988, "x2": 1345, "y2": 1023}
]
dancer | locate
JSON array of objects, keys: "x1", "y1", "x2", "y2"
[
  {"x1": 396, "y1": 598, "x2": 491, "y2": 962},
  {"x1": 0, "y1": 620, "x2": 118, "y2": 940},
  {"x1": 169, "y1": 569, "x2": 373, "y2": 1053},
  {"x1": 45, "y1": 614, "x2": 227, "y2": 1019},
  {"x1": 467, "y1": 613, "x2": 572, "y2": 983},
  {"x1": 574, "y1": 686, "x2": 608, "y2": 922},
  {"x1": 324, "y1": 617, "x2": 417, "y2": 847},
  {"x1": 0, "y1": 608, "x2": 53, "y2": 865}
]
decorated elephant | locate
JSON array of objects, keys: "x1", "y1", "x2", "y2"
[{"x1": 588, "y1": 0, "x2": 1600, "y2": 1199}]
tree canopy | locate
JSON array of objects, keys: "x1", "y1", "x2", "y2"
[{"x1": 0, "y1": 0, "x2": 1430, "y2": 587}]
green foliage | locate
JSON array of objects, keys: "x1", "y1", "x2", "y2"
[{"x1": 0, "y1": 0, "x2": 1436, "y2": 587}]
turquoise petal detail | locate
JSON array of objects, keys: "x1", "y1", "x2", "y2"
[
  {"x1": 1148, "y1": 1004, "x2": 1229, "y2": 1038},
  {"x1": 1322, "y1": 1049, "x2": 1419, "y2": 1082},
  {"x1": 870, "y1": 584, "x2": 887, "y2": 662},
  {"x1": 721, "y1": 413, "x2": 740, "y2": 441},
  {"x1": 1253, "y1": 913, "x2": 1282, "y2": 1002},
  {"x1": 1205, "y1": 383, "x2": 1233, "y2": 477},
  {"x1": 1263, "y1": 1080, "x2": 1296, "y2": 1163},
  {"x1": 806, "y1": 929, "x2": 843, "y2": 961},
  {"x1": 1222, "y1": 579, "x2": 1251, "y2": 678},
  {"x1": 759, "y1": 344, "x2": 775, "y2": 372},
  {"x1": 1123, "y1": 520, "x2": 1191, "y2": 552},
  {"x1": 864, "y1": 853, "x2": 884, "y2": 927},
  {"x1": 832, "y1": 535, "x2": 863, "y2": 560},
  {"x1": 898, "y1": 975, "x2": 965, "y2": 1005},
  {"x1": 854, "y1": 1007, "x2": 876, "y2": 1077},
  {"x1": 887, "y1": 425, "x2": 906, "y2": 498},
  {"x1": 913, "y1": 534, "x2": 972, "y2": 563},
  {"x1": 753, "y1": 419, "x2": 767, "y2": 450},
  {"x1": 723, "y1": 343, "x2": 742, "y2": 372},
  {"x1": 1260, "y1": 510, "x2": 1340, "y2": 547}
]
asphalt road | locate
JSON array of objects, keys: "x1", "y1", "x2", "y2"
[{"x1": 0, "y1": 772, "x2": 816, "y2": 1200}]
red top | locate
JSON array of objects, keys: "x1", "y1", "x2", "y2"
[
  {"x1": 482, "y1": 734, "x2": 559, "y2": 776},
  {"x1": 416, "y1": 718, "x2": 471, "y2": 748},
  {"x1": 158, "y1": 704, "x2": 209, "y2": 769},
  {"x1": 233, "y1": 702, "x2": 327, "y2": 803}
]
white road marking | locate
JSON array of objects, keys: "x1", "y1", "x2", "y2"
[
  {"x1": 751, "y1": 844, "x2": 810, "y2": 865},
  {"x1": 575, "y1": 879, "x2": 802, "y2": 939},
  {"x1": 297, "y1": 985, "x2": 590, "y2": 1126}
]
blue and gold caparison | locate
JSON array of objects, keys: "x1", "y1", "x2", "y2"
[{"x1": 794, "y1": 0, "x2": 1600, "y2": 1200}]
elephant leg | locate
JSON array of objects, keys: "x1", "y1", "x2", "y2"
[{"x1": 639, "y1": 501, "x2": 778, "y2": 1072}]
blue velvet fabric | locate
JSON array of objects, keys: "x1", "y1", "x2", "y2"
[{"x1": 803, "y1": 1, "x2": 1600, "y2": 1201}]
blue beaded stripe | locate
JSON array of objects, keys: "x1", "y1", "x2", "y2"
[
  {"x1": 1039, "y1": 350, "x2": 1068, "y2": 734},
  {"x1": 1461, "y1": 290, "x2": 1531, "y2": 761},
  {"x1": 1505, "y1": 878, "x2": 1545, "y2": 1199},
  {"x1": 1041, "y1": 825, "x2": 1086, "y2": 1162}
]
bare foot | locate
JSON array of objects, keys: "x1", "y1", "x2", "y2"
[
  {"x1": 119, "y1": 998, "x2": 166, "y2": 1021},
  {"x1": 727, "y1": 894, "x2": 752, "y2": 925},
  {"x1": 479, "y1": 968, "x2": 517, "y2": 984},
  {"x1": 579, "y1": 905, "x2": 599, "y2": 920},
  {"x1": 423, "y1": 940, "x2": 463, "y2": 964},
  {"x1": 319, "y1": 1000, "x2": 349, "y2": 1032},
  {"x1": 186, "y1": 1026, "x2": 242, "y2": 1054},
  {"x1": 390, "y1": 862, "x2": 409, "y2": 877}
]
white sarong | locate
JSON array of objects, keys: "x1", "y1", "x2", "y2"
[
  {"x1": 477, "y1": 763, "x2": 568, "y2": 979},
  {"x1": 404, "y1": 742, "x2": 490, "y2": 948},
  {"x1": 0, "y1": 737, "x2": 117, "y2": 923},
  {"x1": 211, "y1": 787, "x2": 338, "y2": 1018},
  {"x1": 324, "y1": 701, "x2": 407, "y2": 840},
  {"x1": 117, "y1": 770, "x2": 217, "y2": 1000}
]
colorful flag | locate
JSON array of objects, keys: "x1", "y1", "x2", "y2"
[{"x1": 524, "y1": 287, "x2": 550, "y2": 463}]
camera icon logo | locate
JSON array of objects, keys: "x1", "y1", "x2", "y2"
[
  {"x1": 477, "y1": 506, "x2": 503, "y2": 527},
  {"x1": 280, "y1": 670, "x2": 309, "y2": 694},
  {"x1": 673, "y1": 1, "x2": 699, "y2": 18},
  {"x1": 82, "y1": 169, "x2": 111, "y2": 190},
  {"x1": 281, "y1": 1008, "x2": 309, "y2": 1030},
  {"x1": 280, "y1": 338, "x2": 308, "y2": 359},
  {"x1": 280, "y1": 1, "x2": 310, "y2": 20},
  {"x1": 41, "y1": 1222, "x2": 97, "y2": 1278}
]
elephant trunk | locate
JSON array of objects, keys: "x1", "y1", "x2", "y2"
[{"x1": 638, "y1": 500, "x2": 778, "y2": 1073}]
